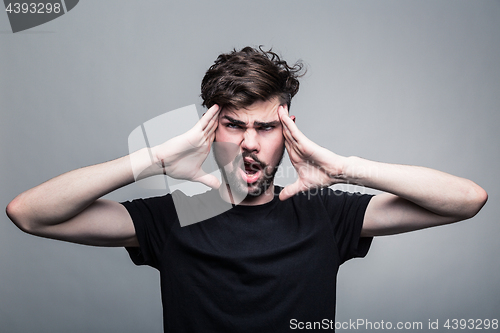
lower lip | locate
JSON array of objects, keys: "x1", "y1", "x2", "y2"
[{"x1": 240, "y1": 168, "x2": 261, "y2": 184}]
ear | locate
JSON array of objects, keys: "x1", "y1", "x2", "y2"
[{"x1": 290, "y1": 115, "x2": 296, "y2": 123}]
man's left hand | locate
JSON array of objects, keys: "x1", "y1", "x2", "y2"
[{"x1": 278, "y1": 106, "x2": 347, "y2": 200}]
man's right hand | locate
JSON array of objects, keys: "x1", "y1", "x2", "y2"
[{"x1": 151, "y1": 104, "x2": 221, "y2": 189}]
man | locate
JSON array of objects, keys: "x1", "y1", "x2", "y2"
[{"x1": 6, "y1": 47, "x2": 487, "y2": 332}]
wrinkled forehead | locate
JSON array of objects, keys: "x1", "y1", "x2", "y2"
[{"x1": 219, "y1": 99, "x2": 282, "y2": 122}]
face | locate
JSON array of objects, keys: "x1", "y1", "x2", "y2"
[{"x1": 214, "y1": 98, "x2": 285, "y2": 199}]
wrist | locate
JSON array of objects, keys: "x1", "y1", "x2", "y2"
[
  {"x1": 341, "y1": 156, "x2": 373, "y2": 185},
  {"x1": 129, "y1": 147, "x2": 162, "y2": 180},
  {"x1": 317, "y1": 149, "x2": 349, "y2": 184}
]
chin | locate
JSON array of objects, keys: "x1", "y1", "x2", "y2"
[
  {"x1": 246, "y1": 181, "x2": 273, "y2": 197},
  {"x1": 225, "y1": 169, "x2": 273, "y2": 199}
]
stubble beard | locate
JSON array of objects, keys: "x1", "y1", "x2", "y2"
[{"x1": 215, "y1": 146, "x2": 285, "y2": 199}]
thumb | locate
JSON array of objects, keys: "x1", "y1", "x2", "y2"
[
  {"x1": 194, "y1": 170, "x2": 221, "y2": 189},
  {"x1": 279, "y1": 181, "x2": 305, "y2": 201}
]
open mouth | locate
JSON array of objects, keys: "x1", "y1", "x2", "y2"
[
  {"x1": 240, "y1": 159, "x2": 263, "y2": 184},
  {"x1": 244, "y1": 161, "x2": 260, "y2": 174}
]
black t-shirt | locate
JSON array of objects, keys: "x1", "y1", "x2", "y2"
[{"x1": 121, "y1": 187, "x2": 373, "y2": 333}]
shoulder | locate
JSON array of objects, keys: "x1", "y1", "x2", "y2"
[
  {"x1": 285, "y1": 186, "x2": 374, "y2": 214},
  {"x1": 287, "y1": 186, "x2": 356, "y2": 204},
  {"x1": 121, "y1": 193, "x2": 175, "y2": 212}
]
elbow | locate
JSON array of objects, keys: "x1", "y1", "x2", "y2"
[
  {"x1": 473, "y1": 185, "x2": 488, "y2": 215},
  {"x1": 6, "y1": 196, "x2": 35, "y2": 234},
  {"x1": 459, "y1": 183, "x2": 488, "y2": 220}
]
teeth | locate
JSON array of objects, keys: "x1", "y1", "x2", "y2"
[
  {"x1": 243, "y1": 161, "x2": 261, "y2": 176},
  {"x1": 243, "y1": 166, "x2": 258, "y2": 175}
]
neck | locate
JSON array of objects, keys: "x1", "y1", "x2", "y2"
[{"x1": 218, "y1": 182, "x2": 275, "y2": 206}]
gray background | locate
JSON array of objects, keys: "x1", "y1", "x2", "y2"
[{"x1": 1, "y1": 1, "x2": 499, "y2": 332}]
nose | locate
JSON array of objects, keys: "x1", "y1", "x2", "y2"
[{"x1": 240, "y1": 128, "x2": 260, "y2": 153}]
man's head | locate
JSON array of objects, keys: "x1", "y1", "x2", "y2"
[
  {"x1": 202, "y1": 47, "x2": 304, "y2": 200},
  {"x1": 201, "y1": 46, "x2": 304, "y2": 111},
  {"x1": 213, "y1": 99, "x2": 287, "y2": 199}
]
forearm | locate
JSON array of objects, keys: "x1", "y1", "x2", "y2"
[
  {"x1": 341, "y1": 156, "x2": 488, "y2": 219},
  {"x1": 7, "y1": 147, "x2": 154, "y2": 231}
]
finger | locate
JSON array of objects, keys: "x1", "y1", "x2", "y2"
[
  {"x1": 282, "y1": 121, "x2": 295, "y2": 145},
  {"x1": 194, "y1": 170, "x2": 221, "y2": 189},
  {"x1": 279, "y1": 107, "x2": 298, "y2": 145},
  {"x1": 278, "y1": 105, "x2": 288, "y2": 125},
  {"x1": 203, "y1": 118, "x2": 218, "y2": 142},
  {"x1": 279, "y1": 106, "x2": 305, "y2": 143},
  {"x1": 204, "y1": 113, "x2": 220, "y2": 135},
  {"x1": 278, "y1": 107, "x2": 293, "y2": 138},
  {"x1": 283, "y1": 130, "x2": 302, "y2": 160},
  {"x1": 279, "y1": 103, "x2": 290, "y2": 117},
  {"x1": 278, "y1": 105, "x2": 293, "y2": 129},
  {"x1": 200, "y1": 104, "x2": 220, "y2": 130},
  {"x1": 279, "y1": 180, "x2": 306, "y2": 201},
  {"x1": 283, "y1": 137, "x2": 295, "y2": 159},
  {"x1": 206, "y1": 113, "x2": 219, "y2": 136},
  {"x1": 282, "y1": 118, "x2": 299, "y2": 143},
  {"x1": 201, "y1": 110, "x2": 220, "y2": 141},
  {"x1": 282, "y1": 121, "x2": 302, "y2": 159},
  {"x1": 207, "y1": 131, "x2": 216, "y2": 144}
]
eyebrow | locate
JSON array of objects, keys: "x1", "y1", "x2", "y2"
[
  {"x1": 254, "y1": 120, "x2": 280, "y2": 127},
  {"x1": 222, "y1": 115, "x2": 280, "y2": 128},
  {"x1": 222, "y1": 115, "x2": 246, "y2": 126}
]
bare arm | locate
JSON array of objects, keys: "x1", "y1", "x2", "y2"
[
  {"x1": 343, "y1": 157, "x2": 488, "y2": 236},
  {"x1": 6, "y1": 154, "x2": 142, "y2": 247},
  {"x1": 278, "y1": 106, "x2": 488, "y2": 236},
  {"x1": 6, "y1": 105, "x2": 220, "y2": 246}
]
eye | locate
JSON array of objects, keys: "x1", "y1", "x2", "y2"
[
  {"x1": 226, "y1": 123, "x2": 242, "y2": 129},
  {"x1": 259, "y1": 125, "x2": 274, "y2": 131}
]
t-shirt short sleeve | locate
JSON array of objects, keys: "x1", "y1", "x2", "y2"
[
  {"x1": 120, "y1": 194, "x2": 177, "y2": 269},
  {"x1": 321, "y1": 188, "x2": 374, "y2": 264}
]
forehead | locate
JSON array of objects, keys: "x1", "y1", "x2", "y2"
[{"x1": 220, "y1": 99, "x2": 281, "y2": 122}]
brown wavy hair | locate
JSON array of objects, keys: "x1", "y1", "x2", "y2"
[{"x1": 201, "y1": 46, "x2": 305, "y2": 111}]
